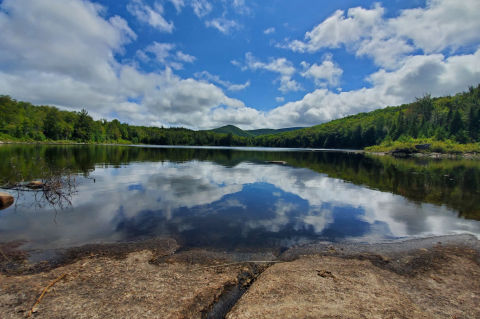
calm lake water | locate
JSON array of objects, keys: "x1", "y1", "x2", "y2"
[{"x1": 1, "y1": 144, "x2": 480, "y2": 253}]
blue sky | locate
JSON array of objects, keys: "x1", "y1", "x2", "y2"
[{"x1": 0, "y1": 0, "x2": 479, "y2": 129}]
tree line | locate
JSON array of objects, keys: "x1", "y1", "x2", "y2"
[{"x1": 1, "y1": 84, "x2": 480, "y2": 149}]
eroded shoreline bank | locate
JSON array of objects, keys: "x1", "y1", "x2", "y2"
[{"x1": 1, "y1": 234, "x2": 480, "y2": 318}]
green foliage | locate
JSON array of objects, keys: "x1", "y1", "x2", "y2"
[
  {"x1": 209, "y1": 125, "x2": 256, "y2": 137},
  {"x1": 1, "y1": 83, "x2": 480, "y2": 153}
]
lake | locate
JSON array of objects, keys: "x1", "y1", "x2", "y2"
[{"x1": 1, "y1": 144, "x2": 480, "y2": 253}]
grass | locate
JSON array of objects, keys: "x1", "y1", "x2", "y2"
[{"x1": 365, "y1": 138, "x2": 480, "y2": 154}]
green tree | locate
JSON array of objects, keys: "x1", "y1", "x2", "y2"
[{"x1": 73, "y1": 109, "x2": 94, "y2": 141}]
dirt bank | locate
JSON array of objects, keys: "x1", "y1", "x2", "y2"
[{"x1": 1, "y1": 235, "x2": 479, "y2": 318}]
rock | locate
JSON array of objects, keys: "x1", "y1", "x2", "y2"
[
  {"x1": 26, "y1": 181, "x2": 44, "y2": 189},
  {"x1": 415, "y1": 143, "x2": 431, "y2": 150},
  {"x1": 0, "y1": 192, "x2": 14, "y2": 210}
]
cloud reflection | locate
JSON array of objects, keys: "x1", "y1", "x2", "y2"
[{"x1": 1, "y1": 160, "x2": 479, "y2": 251}]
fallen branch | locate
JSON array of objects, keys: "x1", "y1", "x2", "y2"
[
  {"x1": 26, "y1": 273, "x2": 67, "y2": 317},
  {"x1": 192, "y1": 261, "x2": 284, "y2": 270}
]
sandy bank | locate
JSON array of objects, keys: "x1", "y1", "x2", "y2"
[{"x1": 1, "y1": 235, "x2": 479, "y2": 318}]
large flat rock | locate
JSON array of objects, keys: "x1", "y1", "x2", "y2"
[
  {"x1": 227, "y1": 249, "x2": 480, "y2": 319},
  {"x1": 0, "y1": 250, "x2": 241, "y2": 319}
]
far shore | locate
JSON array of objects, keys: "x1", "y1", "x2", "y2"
[
  {"x1": 1, "y1": 140, "x2": 480, "y2": 159},
  {"x1": 1, "y1": 234, "x2": 479, "y2": 318}
]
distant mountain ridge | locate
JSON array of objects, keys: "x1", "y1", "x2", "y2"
[{"x1": 208, "y1": 125, "x2": 305, "y2": 137}]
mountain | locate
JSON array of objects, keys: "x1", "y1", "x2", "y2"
[
  {"x1": 246, "y1": 127, "x2": 305, "y2": 136},
  {"x1": 209, "y1": 125, "x2": 256, "y2": 137},
  {"x1": 209, "y1": 125, "x2": 304, "y2": 137}
]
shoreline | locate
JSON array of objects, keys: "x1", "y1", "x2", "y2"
[
  {"x1": 2, "y1": 140, "x2": 480, "y2": 158},
  {"x1": 1, "y1": 234, "x2": 479, "y2": 318}
]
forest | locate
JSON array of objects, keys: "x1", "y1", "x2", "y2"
[{"x1": 1, "y1": 84, "x2": 480, "y2": 152}]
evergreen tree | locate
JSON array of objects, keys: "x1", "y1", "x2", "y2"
[{"x1": 73, "y1": 109, "x2": 94, "y2": 141}]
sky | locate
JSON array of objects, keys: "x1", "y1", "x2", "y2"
[{"x1": 0, "y1": 0, "x2": 480, "y2": 130}]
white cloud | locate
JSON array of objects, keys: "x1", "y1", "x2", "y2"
[
  {"x1": 0, "y1": 0, "x2": 260, "y2": 130},
  {"x1": 191, "y1": 0, "x2": 212, "y2": 18},
  {"x1": 167, "y1": 0, "x2": 185, "y2": 13},
  {"x1": 232, "y1": 0, "x2": 250, "y2": 15},
  {"x1": 127, "y1": 0, "x2": 174, "y2": 33},
  {"x1": 228, "y1": 80, "x2": 250, "y2": 91},
  {"x1": 144, "y1": 42, "x2": 176, "y2": 64},
  {"x1": 283, "y1": 4, "x2": 385, "y2": 53},
  {"x1": 264, "y1": 27, "x2": 275, "y2": 35},
  {"x1": 2, "y1": 0, "x2": 479, "y2": 132},
  {"x1": 136, "y1": 43, "x2": 196, "y2": 70},
  {"x1": 239, "y1": 53, "x2": 303, "y2": 93},
  {"x1": 176, "y1": 51, "x2": 196, "y2": 63},
  {"x1": 390, "y1": 0, "x2": 480, "y2": 53},
  {"x1": 275, "y1": 97, "x2": 284, "y2": 103},
  {"x1": 300, "y1": 55, "x2": 343, "y2": 87},
  {"x1": 245, "y1": 53, "x2": 295, "y2": 76},
  {"x1": 194, "y1": 71, "x2": 250, "y2": 91},
  {"x1": 281, "y1": 0, "x2": 480, "y2": 69},
  {"x1": 264, "y1": 48, "x2": 480, "y2": 127},
  {"x1": 206, "y1": 17, "x2": 242, "y2": 35},
  {"x1": 277, "y1": 76, "x2": 303, "y2": 94}
]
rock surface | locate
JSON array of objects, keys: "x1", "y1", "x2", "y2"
[
  {"x1": 227, "y1": 248, "x2": 480, "y2": 319},
  {"x1": 0, "y1": 251, "x2": 243, "y2": 319},
  {"x1": 1, "y1": 235, "x2": 479, "y2": 318}
]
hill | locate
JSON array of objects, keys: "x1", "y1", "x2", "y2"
[
  {"x1": 209, "y1": 125, "x2": 304, "y2": 137},
  {"x1": 246, "y1": 127, "x2": 304, "y2": 136},
  {"x1": 208, "y1": 125, "x2": 304, "y2": 137},
  {"x1": 1, "y1": 84, "x2": 479, "y2": 153},
  {"x1": 252, "y1": 84, "x2": 480, "y2": 152},
  {"x1": 209, "y1": 125, "x2": 256, "y2": 137}
]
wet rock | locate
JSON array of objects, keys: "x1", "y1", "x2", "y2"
[{"x1": 0, "y1": 192, "x2": 14, "y2": 210}]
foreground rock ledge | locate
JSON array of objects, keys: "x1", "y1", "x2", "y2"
[{"x1": 1, "y1": 235, "x2": 479, "y2": 318}]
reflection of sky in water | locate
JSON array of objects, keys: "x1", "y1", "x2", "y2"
[{"x1": 1, "y1": 160, "x2": 480, "y2": 252}]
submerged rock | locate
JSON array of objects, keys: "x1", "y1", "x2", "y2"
[{"x1": 0, "y1": 192, "x2": 14, "y2": 210}]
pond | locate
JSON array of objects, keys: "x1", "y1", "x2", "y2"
[{"x1": 1, "y1": 144, "x2": 480, "y2": 253}]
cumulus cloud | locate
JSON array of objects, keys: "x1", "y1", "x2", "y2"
[
  {"x1": 127, "y1": 0, "x2": 174, "y2": 33},
  {"x1": 265, "y1": 49, "x2": 480, "y2": 127},
  {"x1": 194, "y1": 71, "x2": 250, "y2": 91},
  {"x1": 300, "y1": 55, "x2": 343, "y2": 87},
  {"x1": 280, "y1": 0, "x2": 480, "y2": 69},
  {"x1": 237, "y1": 53, "x2": 303, "y2": 93},
  {"x1": 176, "y1": 51, "x2": 196, "y2": 63},
  {"x1": 206, "y1": 17, "x2": 242, "y2": 34},
  {"x1": 2, "y1": 0, "x2": 479, "y2": 132},
  {"x1": 0, "y1": 0, "x2": 260, "y2": 130},
  {"x1": 275, "y1": 97, "x2": 284, "y2": 103},
  {"x1": 264, "y1": 28, "x2": 275, "y2": 35}
]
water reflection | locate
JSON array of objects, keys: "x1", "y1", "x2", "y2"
[{"x1": 0, "y1": 144, "x2": 479, "y2": 252}]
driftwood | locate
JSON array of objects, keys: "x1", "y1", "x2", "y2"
[
  {"x1": 0, "y1": 157, "x2": 79, "y2": 211},
  {"x1": 26, "y1": 273, "x2": 68, "y2": 317}
]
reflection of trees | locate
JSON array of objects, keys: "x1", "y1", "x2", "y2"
[
  {"x1": 0, "y1": 156, "x2": 79, "y2": 211},
  {"x1": 1, "y1": 145, "x2": 479, "y2": 220}
]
